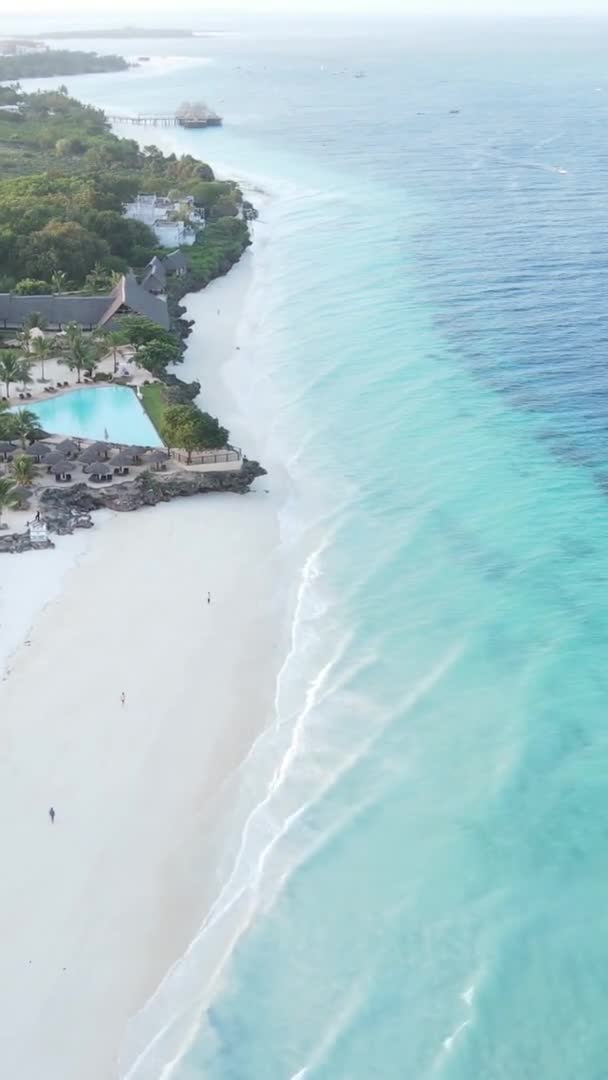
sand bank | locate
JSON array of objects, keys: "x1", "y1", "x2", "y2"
[{"x1": 0, "y1": 229, "x2": 290, "y2": 1078}]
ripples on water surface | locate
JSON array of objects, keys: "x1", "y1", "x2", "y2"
[{"x1": 29, "y1": 17, "x2": 608, "y2": 1079}]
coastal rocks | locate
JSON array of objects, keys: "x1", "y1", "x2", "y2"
[
  {"x1": 0, "y1": 531, "x2": 54, "y2": 554},
  {"x1": 39, "y1": 459, "x2": 266, "y2": 523}
]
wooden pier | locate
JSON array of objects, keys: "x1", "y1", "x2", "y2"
[
  {"x1": 107, "y1": 102, "x2": 222, "y2": 129},
  {"x1": 107, "y1": 114, "x2": 177, "y2": 126}
]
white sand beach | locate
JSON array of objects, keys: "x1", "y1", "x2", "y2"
[{"x1": 0, "y1": 240, "x2": 289, "y2": 1078}]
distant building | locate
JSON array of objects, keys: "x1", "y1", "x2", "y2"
[
  {"x1": 123, "y1": 193, "x2": 204, "y2": 248},
  {"x1": 0, "y1": 273, "x2": 170, "y2": 332},
  {"x1": 141, "y1": 251, "x2": 189, "y2": 295}
]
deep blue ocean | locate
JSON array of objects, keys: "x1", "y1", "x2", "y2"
[{"x1": 17, "y1": 17, "x2": 608, "y2": 1078}]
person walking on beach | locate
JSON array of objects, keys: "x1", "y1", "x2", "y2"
[
  {"x1": 49, "y1": 807, "x2": 55, "y2": 824},
  {"x1": 120, "y1": 691, "x2": 126, "y2": 706},
  {"x1": 207, "y1": 591, "x2": 211, "y2": 605}
]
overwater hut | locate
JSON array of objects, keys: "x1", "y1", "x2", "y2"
[
  {"x1": 86, "y1": 461, "x2": 113, "y2": 483},
  {"x1": 50, "y1": 459, "x2": 75, "y2": 483},
  {"x1": 55, "y1": 439, "x2": 79, "y2": 458},
  {"x1": 27, "y1": 440, "x2": 52, "y2": 462},
  {"x1": 0, "y1": 441, "x2": 16, "y2": 461}
]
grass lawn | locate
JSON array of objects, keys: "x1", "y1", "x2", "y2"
[{"x1": 140, "y1": 382, "x2": 167, "y2": 438}]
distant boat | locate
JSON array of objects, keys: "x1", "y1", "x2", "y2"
[
  {"x1": 449, "y1": 109, "x2": 460, "y2": 114},
  {"x1": 354, "y1": 71, "x2": 366, "y2": 79},
  {"x1": 138, "y1": 56, "x2": 150, "y2": 61}
]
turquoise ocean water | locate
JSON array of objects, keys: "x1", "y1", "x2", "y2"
[{"x1": 16, "y1": 17, "x2": 608, "y2": 1077}]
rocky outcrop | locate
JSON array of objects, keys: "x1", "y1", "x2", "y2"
[
  {"x1": 0, "y1": 531, "x2": 54, "y2": 554},
  {"x1": 39, "y1": 458, "x2": 265, "y2": 522}
]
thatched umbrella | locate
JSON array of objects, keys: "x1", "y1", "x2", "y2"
[
  {"x1": 79, "y1": 441, "x2": 110, "y2": 464},
  {"x1": 27, "y1": 441, "x2": 52, "y2": 461},
  {"x1": 0, "y1": 441, "x2": 17, "y2": 460},
  {"x1": 49, "y1": 459, "x2": 75, "y2": 481},
  {"x1": 110, "y1": 450, "x2": 137, "y2": 469},
  {"x1": 86, "y1": 462, "x2": 113, "y2": 481},
  {"x1": 145, "y1": 450, "x2": 168, "y2": 471},
  {"x1": 44, "y1": 450, "x2": 65, "y2": 469},
  {"x1": 55, "y1": 439, "x2": 79, "y2": 458}
]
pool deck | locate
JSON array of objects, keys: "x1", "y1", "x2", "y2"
[{"x1": 4, "y1": 349, "x2": 147, "y2": 408}]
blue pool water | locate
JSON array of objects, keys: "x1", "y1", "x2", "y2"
[
  {"x1": 22, "y1": 386, "x2": 163, "y2": 447},
  {"x1": 18, "y1": 16, "x2": 608, "y2": 1080}
]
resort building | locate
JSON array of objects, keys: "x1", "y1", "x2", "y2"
[
  {"x1": 123, "y1": 194, "x2": 204, "y2": 248},
  {"x1": 0, "y1": 273, "x2": 170, "y2": 332},
  {"x1": 140, "y1": 250, "x2": 189, "y2": 295}
]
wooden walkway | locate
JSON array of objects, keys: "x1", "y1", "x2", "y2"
[{"x1": 107, "y1": 114, "x2": 177, "y2": 126}]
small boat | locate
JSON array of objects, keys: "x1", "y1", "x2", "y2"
[
  {"x1": 138, "y1": 56, "x2": 150, "y2": 61},
  {"x1": 354, "y1": 71, "x2": 367, "y2": 79}
]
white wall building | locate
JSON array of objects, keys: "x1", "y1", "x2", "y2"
[{"x1": 123, "y1": 194, "x2": 204, "y2": 248}]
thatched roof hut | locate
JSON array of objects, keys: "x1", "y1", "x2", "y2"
[
  {"x1": 79, "y1": 441, "x2": 110, "y2": 463},
  {"x1": 28, "y1": 440, "x2": 52, "y2": 460},
  {"x1": 49, "y1": 459, "x2": 75, "y2": 478},
  {"x1": 0, "y1": 441, "x2": 17, "y2": 459},
  {"x1": 86, "y1": 462, "x2": 113, "y2": 481},
  {"x1": 55, "y1": 439, "x2": 79, "y2": 458},
  {"x1": 145, "y1": 450, "x2": 168, "y2": 471}
]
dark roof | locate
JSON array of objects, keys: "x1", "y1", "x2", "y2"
[
  {"x1": 141, "y1": 271, "x2": 166, "y2": 294},
  {"x1": 147, "y1": 256, "x2": 167, "y2": 285},
  {"x1": 0, "y1": 440, "x2": 17, "y2": 453},
  {"x1": 99, "y1": 274, "x2": 170, "y2": 331},
  {"x1": 0, "y1": 293, "x2": 111, "y2": 330},
  {"x1": 163, "y1": 250, "x2": 188, "y2": 274},
  {"x1": 0, "y1": 275, "x2": 170, "y2": 333}
]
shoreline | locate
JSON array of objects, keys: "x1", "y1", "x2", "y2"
[{"x1": 0, "y1": 199, "x2": 297, "y2": 1078}]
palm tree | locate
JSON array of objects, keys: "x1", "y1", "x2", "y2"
[
  {"x1": 11, "y1": 451, "x2": 36, "y2": 487},
  {"x1": 17, "y1": 357, "x2": 33, "y2": 392},
  {"x1": 95, "y1": 328, "x2": 126, "y2": 374},
  {"x1": 0, "y1": 476, "x2": 19, "y2": 526},
  {"x1": 62, "y1": 326, "x2": 101, "y2": 383},
  {"x1": 0, "y1": 350, "x2": 21, "y2": 398},
  {"x1": 50, "y1": 270, "x2": 68, "y2": 295},
  {"x1": 12, "y1": 408, "x2": 39, "y2": 449},
  {"x1": 30, "y1": 335, "x2": 52, "y2": 383}
]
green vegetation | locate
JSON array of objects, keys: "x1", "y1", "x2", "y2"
[
  {"x1": 0, "y1": 351, "x2": 20, "y2": 397},
  {"x1": 0, "y1": 87, "x2": 250, "y2": 294},
  {"x1": 161, "y1": 403, "x2": 228, "y2": 461},
  {"x1": 181, "y1": 218, "x2": 251, "y2": 291},
  {"x1": 0, "y1": 408, "x2": 42, "y2": 448},
  {"x1": 12, "y1": 450, "x2": 36, "y2": 486},
  {"x1": 0, "y1": 49, "x2": 128, "y2": 82},
  {"x1": 140, "y1": 382, "x2": 167, "y2": 435},
  {"x1": 0, "y1": 477, "x2": 19, "y2": 524}
]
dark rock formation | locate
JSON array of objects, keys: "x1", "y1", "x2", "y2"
[{"x1": 0, "y1": 532, "x2": 54, "y2": 554}]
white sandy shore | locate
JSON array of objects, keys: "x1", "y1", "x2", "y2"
[{"x1": 0, "y1": 229, "x2": 289, "y2": 1078}]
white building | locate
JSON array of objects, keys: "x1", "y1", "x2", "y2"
[{"x1": 123, "y1": 194, "x2": 204, "y2": 248}]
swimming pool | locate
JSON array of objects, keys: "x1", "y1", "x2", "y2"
[{"x1": 18, "y1": 386, "x2": 164, "y2": 448}]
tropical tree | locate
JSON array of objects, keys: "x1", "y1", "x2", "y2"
[
  {"x1": 117, "y1": 315, "x2": 176, "y2": 350},
  {"x1": 135, "y1": 338, "x2": 180, "y2": 377},
  {"x1": 160, "y1": 403, "x2": 228, "y2": 463},
  {"x1": 11, "y1": 408, "x2": 40, "y2": 449},
  {"x1": 17, "y1": 357, "x2": 33, "y2": 392},
  {"x1": 11, "y1": 451, "x2": 36, "y2": 487},
  {"x1": 95, "y1": 327, "x2": 126, "y2": 374},
  {"x1": 0, "y1": 476, "x2": 19, "y2": 526},
  {"x1": 62, "y1": 325, "x2": 101, "y2": 383},
  {"x1": 50, "y1": 270, "x2": 68, "y2": 294},
  {"x1": 30, "y1": 335, "x2": 52, "y2": 382},
  {"x1": 0, "y1": 412, "x2": 18, "y2": 442},
  {"x1": 0, "y1": 350, "x2": 21, "y2": 398}
]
